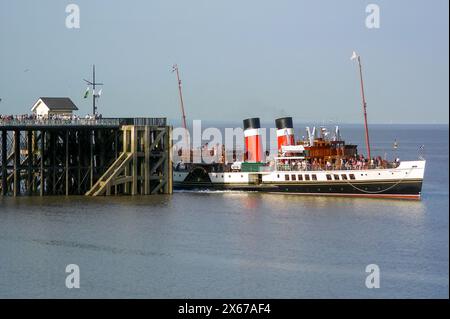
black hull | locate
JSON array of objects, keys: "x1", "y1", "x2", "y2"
[{"x1": 174, "y1": 180, "x2": 423, "y2": 200}]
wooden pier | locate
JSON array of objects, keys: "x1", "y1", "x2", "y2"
[{"x1": 0, "y1": 118, "x2": 172, "y2": 196}]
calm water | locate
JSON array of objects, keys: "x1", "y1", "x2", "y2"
[{"x1": 0, "y1": 124, "x2": 448, "y2": 298}]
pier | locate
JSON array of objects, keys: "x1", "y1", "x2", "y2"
[{"x1": 0, "y1": 118, "x2": 172, "y2": 196}]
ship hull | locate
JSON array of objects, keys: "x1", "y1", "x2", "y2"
[
  {"x1": 173, "y1": 160, "x2": 425, "y2": 200},
  {"x1": 173, "y1": 180, "x2": 422, "y2": 200}
]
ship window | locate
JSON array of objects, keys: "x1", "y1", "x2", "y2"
[
  {"x1": 305, "y1": 174, "x2": 310, "y2": 181},
  {"x1": 312, "y1": 174, "x2": 317, "y2": 180},
  {"x1": 298, "y1": 174, "x2": 303, "y2": 181},
  {"x1": 241, "y1": 175, "x2": 243, "y2": 178},
  {"x1": 326, "y1": 174, "x2": 332, "y2": 180},
  {"x1": 349, "y1": 174, "x2": 356, "y2": 180},
  {"x1": 291, "y1": 174, "x2": 296, "y2": 181},
  {"x1": 221, "y1": 175, "x2": 224, "y2": 178},
  {"x1": 334, "y1": 174, "x2": 340, "y2": 180},
  {"x1": 285, "y1": 174, "x2": 289, "y2": 181},
  {"x1": 341, "y1": 174, "x2": 347, "y2": 180},
  {"x1": 277, "y1": 174, "x2": 280, "y2": 178}
]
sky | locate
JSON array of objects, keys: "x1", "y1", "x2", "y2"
[{"x1": 0, "y1": 0, "x2": 448, "y2": 124}]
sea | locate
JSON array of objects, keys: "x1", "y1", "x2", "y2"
[{"x1": 0, "y1": 123, "x2": 448, "y2": 298}]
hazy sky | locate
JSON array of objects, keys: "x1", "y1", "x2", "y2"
[{"x1": 0, "y1": 0, "x2": 448, "y2": 124}]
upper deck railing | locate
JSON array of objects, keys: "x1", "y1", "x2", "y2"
[{"x1": 0, "y1": 117, "x2": 167, "y2": 128}]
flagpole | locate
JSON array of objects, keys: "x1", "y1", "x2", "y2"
[
  {"x1": 83, "y1": 65, "x2": 103, "y2": 116},
  {"x1": 93, "y1": 65, "x2": 96, "y2": 115},
  {"x1": 355, "y1": 54, "x2": 371, "y2": 160}
]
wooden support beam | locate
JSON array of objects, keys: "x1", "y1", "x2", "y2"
[
  {"x1": 1, "y1": 130, "x2": 7, "y2": 195},
  {"x1": 167, "y1": 126, "x2": 173, "y2": 194},
  {"x1": 65, "y1": 130, "x2": 69, "y2": 196},
  {"x1": 40, "y1": 130, "x2": 45, "y2": 196},
  {"x1": 51, "y1": 131, "x2": 56, "y2": 194},
  {"x1": 131, "y1": 126, "x2": 138, "y2": 195},
  {"x1": 13, "y1": 130, "x2": 20, "y2": 197},
  {"x1": 90, "y1": 130, "x2": 94, "y2": 189},
  {"x1": 123, "y1": 127, "x2": 130, "y2": 194},
  {"x1": 27, "y1": 130, "x2": 33, "y2": 195},
  {"x1": 144, "y1": 126, "x2": 150, "y2": 195}
]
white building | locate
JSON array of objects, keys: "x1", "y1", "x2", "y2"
[{"x1": 31, "y1": 97, "x2": 78, "y2": 118}]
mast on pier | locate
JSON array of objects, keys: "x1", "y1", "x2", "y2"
[{"x1": 84, "y1": 65, "x2": 103, "y2": 116}]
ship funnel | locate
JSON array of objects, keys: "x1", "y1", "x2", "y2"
[
  {"x1": 243, "y1": 117, "x2": 263, "y2": 162},
  {"x1": 275, "y1": 117, "x2": 295, "y2": 151}
]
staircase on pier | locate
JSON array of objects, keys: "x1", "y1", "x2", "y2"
[{"x1": 85, "y1": 125, "x2": 172, "y2": 196}]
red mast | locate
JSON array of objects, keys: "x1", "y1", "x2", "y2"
[
  {"x1": 172, "y1": 64, "x2": 187, "y2": 132},
  {"x1": 352, "y1": 51, "x2": 371, "y2": 160},
  {"x1": 172, "y1": 64, "x2": 189, "y2": 161}
]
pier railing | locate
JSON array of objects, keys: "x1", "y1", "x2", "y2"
[
  {"x1": 0, "y1": 117, "x2": 167, "y2": 128},
  {"x1": 0, "y1": 118, "x2": 121, "y2": 127}
]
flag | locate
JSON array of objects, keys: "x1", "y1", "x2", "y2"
[
  {"x1": 350, "y1": 51, "x2": 358, "y2": 61},
  {"x1": 83, "y1": 87, "x2": 89, "y2": 98}
]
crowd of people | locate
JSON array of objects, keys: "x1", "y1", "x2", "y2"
[{"x1": 277, "y1": 154, "x2": 399, "y2": 171}]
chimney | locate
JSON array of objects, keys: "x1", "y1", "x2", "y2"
[
  {"x1": 275, "y1": 117, "x2": 295, "y2": 151},
  {"x1": 243, "y1": 117, "x2": 263, "y2": 162}
]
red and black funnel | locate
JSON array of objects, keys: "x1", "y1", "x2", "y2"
[
  {"x1": 275, "y1": 117, "x2": 295, "y2": 151},
  {"x1": 243, "y1": 117, "x2": 263, "y2": 162}
]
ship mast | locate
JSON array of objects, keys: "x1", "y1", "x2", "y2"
[
  {"x1": 351, "y1": 51, "x2": 371, "y2": 160},
  {"x1": 172, "y1": 64, "x2": 187, "y2": 132},
  {"x1": 172, "y1": 64, "x2": 189, "y2": 161}
]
